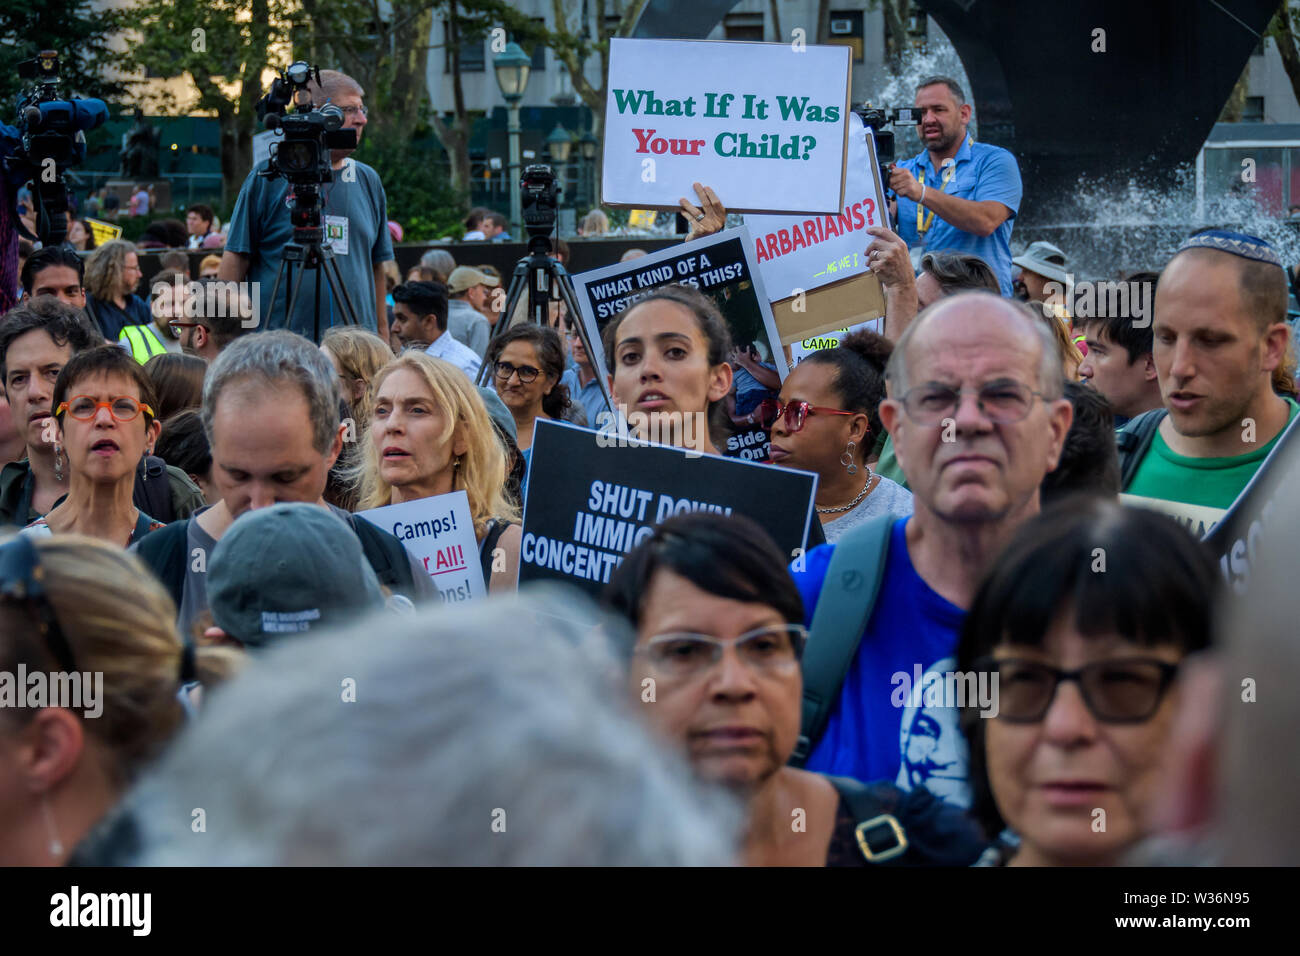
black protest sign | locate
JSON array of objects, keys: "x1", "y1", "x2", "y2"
[
  {"x1": 572, "y1": 226, "x2": 785, "y2": 462},
  {"x1": 518, "y1": 419, "x2": 817, "y2": 596},
  {"x1": 1202, "y1": 412, "x2": 1300, "y2": 597}
]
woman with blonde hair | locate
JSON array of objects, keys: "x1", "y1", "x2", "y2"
[
  {"x1": 321, "y1": 327, "x2": 393, "y2": 511},
  {"x1": 358, "y1": 352, "x2": 521, "y2": 591},
  {"x1": 0, "y1": 533, "x2": 242, "y2": 864},
  {"x1": 320, "y1": 326, "x2": 393, "y2": 430}
]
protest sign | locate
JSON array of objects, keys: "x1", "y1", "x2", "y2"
[
  {"x1": 788, "y1": 316, "x2": 886, "y2": 364},
  {"x1": 358, "y1": 490, "x2": 486, "y2": 603},
  {"x1": 85, "y1": 218, "x2": 121, "y2": 245},
  {"x1": 518, "y1": 419, "x2": 818, "y2": 596},
  {"x1": 1200, "y1": 413, "x2": 1300, "y2": 597},
  {"x1": 746, "y1": 113, "x2": 890, "y2": 301},
  {"x1": 601, "y1": 38, "x2": 851, "y2": 215},
  {"x1": 571, "y1": 225, "x2": 785, "y2": 460}
]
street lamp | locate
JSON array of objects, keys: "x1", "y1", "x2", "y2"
[
  {"x1": 494, "y1": 42, "x2": 532, "y2": 238},
  {"x1": 547, "y1": 122, "x2": 572, "y2": 212},
  {"x1": 579, "y1": 131, "x2": 598, "y2": 209}
]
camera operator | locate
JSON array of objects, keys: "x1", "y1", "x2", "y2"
[
  {"x1": 218, "y1": 69, "x2": 394, "y2": 342},
  {"x1": 888, "y1": 76, "x2": 1022, "y2": 296}
]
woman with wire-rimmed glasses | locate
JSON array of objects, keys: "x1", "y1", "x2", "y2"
[{"x1": 22, "y1": 345, "x2": 166, "y2": 547}]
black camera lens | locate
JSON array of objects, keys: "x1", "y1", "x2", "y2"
[{"x1": 277, "y1": 139, "x2": 317, "y2": 174}]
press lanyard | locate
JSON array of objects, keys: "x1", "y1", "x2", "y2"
[{"x1": 916, "y1": 161, "x2": 957, "y2": 236}]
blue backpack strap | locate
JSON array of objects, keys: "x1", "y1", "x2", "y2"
[
  {"x1": 790, "y1": 513, "x2": 895, "y2": 767},
  {"x1": 1116, "y1": 408, "x2": 1167, "y2": 490}
]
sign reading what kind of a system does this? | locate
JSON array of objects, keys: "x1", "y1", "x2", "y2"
[{"x1": 601, "y1": 37, "x2": 852, "y2": 215}]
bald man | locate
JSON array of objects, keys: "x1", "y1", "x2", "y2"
[{"x1": 789, "y1": 293, "x2": 1073, "y2": 806}]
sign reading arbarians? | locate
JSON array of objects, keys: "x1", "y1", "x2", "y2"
[
  {"x1": 601, "y1": 38, "x2": 851, "y2": 214},
  {"x1": 358, "y1": 490, "x2": 486, "y2": 603},
  {"x1": 519, "y1": 420, "x2": 818, "y2": 596}
]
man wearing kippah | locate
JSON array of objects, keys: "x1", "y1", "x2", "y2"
[{"x1": 1119, "y1": 230, "x2": 1298, "y2": 536}]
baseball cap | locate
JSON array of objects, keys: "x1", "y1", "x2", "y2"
[
  {"x1": 207, "y1": 503, "x2": 387, "y2": 647},
  {"x1": 447, "y1": 266, "x2": 500, "y2": 295},
  {"x1": 1012, "y1": 241, "x2": 1069, "y2": 285}
]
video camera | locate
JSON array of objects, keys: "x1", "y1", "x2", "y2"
[
  {"x1": 854, "y1": 105, "x2": 919, "y2": 227},
  {"x1": 4, "y1": 51, "x2": 108, "y2": 245},
  {"x1": 257, "y1": 61, "x2": 357, "y2": 187},
  {"x1": 520, "y1": 164, "x2": 561, "y2": 240}
]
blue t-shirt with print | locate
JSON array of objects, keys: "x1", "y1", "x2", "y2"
[
  {"x1": 791, "y1": 516, "x2": 972, "y2": 807},
  {"x1": 894, "y1": 134, "x2": 1022, "y2": 296}
]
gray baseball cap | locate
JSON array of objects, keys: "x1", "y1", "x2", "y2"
[
  {"x1": 1012, "y1": 240, "x2": 1069, "y2": 284},
  {"x1": 478, "y1": 386, "x2": 516, "y2": 443},
  {"x1": 207, "y1": 503, "x2": 387, "y2": 647}
]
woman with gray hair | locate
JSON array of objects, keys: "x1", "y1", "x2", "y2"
[
  {"x1": 115, "y1": 589, "x2": 737, "y2": 865},
  {"x1": 82, "y1": 239, "x2": 167, "y2": 362}
]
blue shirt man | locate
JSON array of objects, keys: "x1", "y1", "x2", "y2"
[{"x1": 891, "y1": 77, "x2": 1022, "y2": 295}]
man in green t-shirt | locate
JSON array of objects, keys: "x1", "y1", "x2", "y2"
[{"x1": 1122, "y1": 230, "x2": 1297, "y2": 537}]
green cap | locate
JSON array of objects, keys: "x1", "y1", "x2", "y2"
[{"x1": 207, "y1": 503, "x2": 386, "y2": 646}]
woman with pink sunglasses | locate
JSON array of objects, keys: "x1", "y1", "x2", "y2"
[{"x1": 763, "y1": 331, "x2": 912, "y2": 541}]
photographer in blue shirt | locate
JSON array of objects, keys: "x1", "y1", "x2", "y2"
[{"x1": 890, "y1": 76, "x2": 1023, "y2": 296}]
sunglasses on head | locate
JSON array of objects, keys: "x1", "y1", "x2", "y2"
[{"x1": 756, "y1": 398, "x2": 855, "y2": 432}]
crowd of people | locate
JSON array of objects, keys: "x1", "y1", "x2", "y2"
[{"x1": 0, "y1": 69, "x2": 1296, "y2": 869}]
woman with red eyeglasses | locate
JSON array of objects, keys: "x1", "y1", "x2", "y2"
[
  {"x1": 762, "y1": 331, "x2": 912, "y2": 541},
  {"x1": 21, "y1": 346, "x2": 166, "y2": 547}
]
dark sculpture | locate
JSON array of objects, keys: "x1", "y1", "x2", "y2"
[{"x1": 120, "y1": 108, "x2": 160, "y2": 178}]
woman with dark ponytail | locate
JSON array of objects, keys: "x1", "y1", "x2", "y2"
[{"x1": 762, "y1": 331, "x2": 912, "y2": 540}]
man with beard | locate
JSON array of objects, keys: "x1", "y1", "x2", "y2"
[
  {"x1": 889, "y1": 76, "x2": 1022, "y2": 296},
  {"x1": 1118, "y1": 231, "x2": 1297, "y2": 536}
]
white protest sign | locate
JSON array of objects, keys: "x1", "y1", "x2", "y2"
[
  {"x1": 788, "y1": 317, "x2": 887, "y2": 364},
  {"x1": 358, "y1": 490, "x2": 486, "y2": 603},
  {"x1": 745, "y1": 113, "x2": 891, "y2": 301},
  {"x1": 252, "y1": 129, "x2": 277, "y2": 169},
  {"x1": 601, "y1": 38, "x2": 851, "y2": 215}
]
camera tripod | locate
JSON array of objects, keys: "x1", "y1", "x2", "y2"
[
  {"x1": 477, "y1": 233, "x2": 614, "y2": 418},
  {"x1": 265, "y1": 185, "x2": 360, "y2": 342}
]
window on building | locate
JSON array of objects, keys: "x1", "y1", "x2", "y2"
[
  {"x1": 828, "y1": 10, "x2": 865, "y2": 62},
  {"x1": 1243, "y1": 96, "x2": 1265, "y2": 122},
  {"x1": 446, "y1": 18, "x2": 486, "y2": 73},
  {"x1": 723, "y1": 12, "x2": 764, "y2": 42},
  {"x1": 518, "y1": 17, "x2": 547, "y2": 71}
]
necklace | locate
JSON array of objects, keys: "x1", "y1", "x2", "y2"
[{"x1": 816, "y1": 469, "x2": 876, "y2": 515}]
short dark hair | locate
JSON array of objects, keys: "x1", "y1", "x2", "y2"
[
  {"x1": 485, "y1": 212, "x2": 508, "y2": 229},
  {"x1": 485, "y1": 324, "x2": 570, "y2": 419},
  {"x1": 601, "y1": 513, "x2": 804, "y2": 657},
  {"x1": 0, "y1": 298, "x2": 104, "y2": 385},
  {"x1": 1040, "y1": 381, "x2": 1120, "y2": 506},
  {"x1": 144, "y1": 352, "x2": 207, "y2": 422},
  {"x1": 956, "y1": 497, "x2": 1217, "y2": 836},
  {"x1": 916, "y1": 75, "x2": 966, "y2": 104},
  {"x1": 1168, "y1": 247, "x2": 1289, "y2": 333},
  {"x1": 921, "y1": 251, "x2": 999, "y2": 295},
  {"x1": 186, "y1": 204, "x2": 215, "y2": 227},
  {"x1": 391, "y1": 281, "x2": 449, "y2": 332},
  {"x1": 21, "y1": 245, "x2": 84, "y2": 294},
  {"x1": 551, "y1": 238, "x2": 570, "y2": 263},
  {"x1": 1076, "y1": 271, "x2": 1156, "y2": 364},
  {"x1": 52, "y1": 344, "x2": 160, "y2": 429},
  {"x1": 194, "y1": 278, "x2": 256, "y2": 349},
  {"x1": 155, "y1": 408, "x2": 211, "y2": 482}
]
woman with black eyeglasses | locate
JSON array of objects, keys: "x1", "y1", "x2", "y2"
[
  {"x1": 21, "y1": 346, "x2": 166, "y2": 547},
  {"x1": 764, "y1": 331, "x2": 912, "y2": 541},
  {"x1": 484, "y1": 324, "x2": 570, "y2": 455},
  {"x1": 956, "y1": 497, "x2": 1217, "y2": 866}
]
